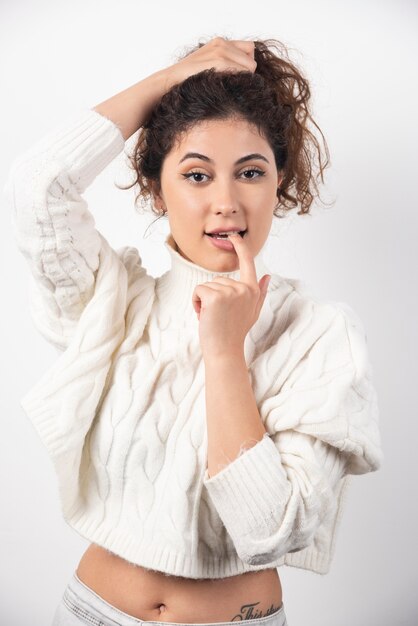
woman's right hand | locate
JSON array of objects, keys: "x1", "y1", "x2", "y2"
[
  {"x1": 92, "y1": 38, "x2": 257, "y2": 141},
  {"x1": 160, "y1": 37, "x2": 257, "y2": 93}
]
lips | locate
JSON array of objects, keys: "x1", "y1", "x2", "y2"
[{"x1": 205, "y1": 229, "x2": 247, "y2": 238}]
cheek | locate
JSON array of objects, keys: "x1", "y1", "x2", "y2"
[
  {"x1": 178, "y1": 201, "x2": 206, "y2": 225},
  {"x1": 250, "y1": 213, "x2": 274, "y2": 238},
  {"x1": 174, "y1": 191, "x2": 201, "y2": 213}
]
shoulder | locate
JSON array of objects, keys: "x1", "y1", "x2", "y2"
[
  {"x1": 115, "y1": 245, "x2": 156, "y2": 282},
  {"x1": 263, "y1": 274, "x2": 370, "y2": 373},
  {"x1": 266, "y1": 273, "x2": 346, "y2": 334},
  {"x1": 114, "y1": 244, "x2": 157, "y2": 305}
]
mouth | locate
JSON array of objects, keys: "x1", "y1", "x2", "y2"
[{"x1": 204, "y1": 229, "x2": 247, "y2": 239}]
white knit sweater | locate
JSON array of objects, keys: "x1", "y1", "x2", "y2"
[{"x1": 5, "y1": 108, "x2": 383, "y2": 579}]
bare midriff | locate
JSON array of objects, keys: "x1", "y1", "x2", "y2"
[{"x1": 76, "y1": 543, "x2": 283, "y2": 623}]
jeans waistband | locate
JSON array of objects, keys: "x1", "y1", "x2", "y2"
[{"x1": 63, "y1": 571, "x2": 288, "y2": 626}]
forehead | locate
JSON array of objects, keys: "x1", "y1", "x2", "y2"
[{"x1": 170, "y1": 118, "x2": 270, "y2": 158}]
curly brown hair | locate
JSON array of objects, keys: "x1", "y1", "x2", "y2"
[{"x1": 117, "y1": 36, "x2": 333, "y2": 229}]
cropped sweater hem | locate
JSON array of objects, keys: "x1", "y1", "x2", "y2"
[{"x1": 64, "y1": 481, "x2": 350, "y2": 579}]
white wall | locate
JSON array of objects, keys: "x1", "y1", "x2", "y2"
[{"x1": 1, "y1": 0, "x2": 416, "y2": 624}]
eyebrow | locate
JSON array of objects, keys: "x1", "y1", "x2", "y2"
[{"x1": 178, "y1": 152, "x2": 270, "y2": 166}]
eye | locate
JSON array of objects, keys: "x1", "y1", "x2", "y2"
[
  {"x1": 181, "y1": 168, "x2": 265, "y2": 184},
  {"x1": 182, "y1": 170, "x2": 209, "y2": 184},
  {"x1": 241, "y1": 167, "x2": 265, "y2": 180}
]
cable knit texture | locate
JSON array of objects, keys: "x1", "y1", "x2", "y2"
[{"x1": 4, "y1": 108, "x2": 383, "y2": 579}]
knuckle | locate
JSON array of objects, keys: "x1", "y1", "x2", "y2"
[{"x1": 212, "y1": 36, "x2": 226, "y2": 47}]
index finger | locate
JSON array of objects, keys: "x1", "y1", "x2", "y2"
[{"x1": 227, "y1": 233, "x2": 258, "y2": 286}]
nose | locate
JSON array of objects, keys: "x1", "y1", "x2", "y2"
[{"x1": 211, "y1": 181, "x2": 240, "y2": 214}]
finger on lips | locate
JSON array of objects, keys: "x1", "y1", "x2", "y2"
[{"x1": 226, "y1": 231, "x2": 258, "y2": 286}]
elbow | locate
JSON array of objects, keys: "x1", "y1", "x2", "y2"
[
  {"x1": 235, "y1": 488, "x2": 326, "y2": 566},
  {"x1": 237, "y1": 530, "x2": 316, "y2": 566}
]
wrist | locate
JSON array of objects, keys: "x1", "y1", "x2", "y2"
[
  {"x1": 203, "y1": 348, "x2": 246, "y2": 368},
  {"x1": 157, "y1": 64, "x2": 185, "y2": 94},
  {"x1": 150, "y1": 68, "x2": 171, "y2": 96}
]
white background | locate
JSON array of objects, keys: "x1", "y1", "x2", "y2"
[{"x1": 1, "y1": 0, "x2": 417, "y2": 624}]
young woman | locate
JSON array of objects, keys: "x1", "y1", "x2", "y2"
[{"x1": 7, "y1": 36, "x2": 383, "y2": 626}]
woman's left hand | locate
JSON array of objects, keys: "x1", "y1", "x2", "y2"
[{"x1": 192, "y1": 233, "x2": 271, "y2": 359}]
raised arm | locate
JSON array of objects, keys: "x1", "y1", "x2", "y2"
[
  {"x1": 92, "y1": 69, "x2": 170, "y2": 141},
  {"x1": 4, "y1": 70, "x2": 173, "y2": 351},
  {"x1": 5, "y1": 109, "x2": 125, "y2": 350}
]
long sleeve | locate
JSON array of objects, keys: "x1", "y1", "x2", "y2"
[
  {"x1": 4, "y1": 108, "x2": 126, "y2": 350},
  {"x1": 202, "y1": 294, "x2": 383, "y2": 567}
]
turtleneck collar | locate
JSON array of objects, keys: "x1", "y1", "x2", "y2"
[{"x1": 156, "y1": 232, "x2": 273, "y2": 321}]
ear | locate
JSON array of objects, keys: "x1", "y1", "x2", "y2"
[{"x1": 150, "y1": 181, "x2": 164, "y2": 210}]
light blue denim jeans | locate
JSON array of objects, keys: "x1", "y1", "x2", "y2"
[{"x1": 51, "y1": 572, "x2": 289, "y2": 626}]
